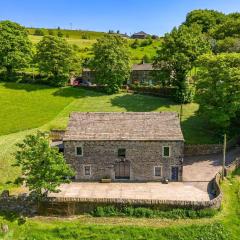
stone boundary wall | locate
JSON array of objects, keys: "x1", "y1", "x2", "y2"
[
  {"x1": 38, "y1": 173, "x2": 224, "y2": 216},
  {"x1": 184, "y1": 136, "x2": 239, "y2": 157},
  {"x1": 184, "y1": 144, "x2": 223, "y2": 157},
  {"x1": 225, "y1": 158, "x2": 240, "y2": 175}
]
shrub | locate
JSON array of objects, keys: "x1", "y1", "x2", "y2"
[{"x1": 91, "y1": 206, "x2": 218, "y2": 219}]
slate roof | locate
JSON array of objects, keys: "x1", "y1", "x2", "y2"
[
  {"x1": 132, "y1": 63, "x2": 153, "y2": 71},
  {"x1": 132, "y1": 31, "x2": 148, "y2": 36},
  {"x1": 63, "y1": 112, "x2": 184, "y2": 141}
]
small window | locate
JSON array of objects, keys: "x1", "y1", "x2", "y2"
[
  {"x1": 76, "y1": 146, "x2": 83, "y2": 156},
  {"x1": 84, "y1": 165, "x2": 91, "y2": 176},
  {"x1": 118, "y1": 148, "x2": 126, "y2": 158},
  {"x1": 163, "y1": 146, "x2": 170, "y2": 157},
  {"x1": 154, "y1": 166, "x2": 162, "y2": 177}
]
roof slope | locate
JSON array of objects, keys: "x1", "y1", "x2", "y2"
[
  {"x1": 64, "y1": 112, "x2": 184, "y2": 141},
  {"x1": 133, "y1": 31, "x2": 148, "y2": 36},
  {"x1": 132, "y1": 63, "x2": 153, "y2": 71}
]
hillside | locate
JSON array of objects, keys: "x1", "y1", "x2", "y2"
[{"x1": 27, "y1": 28, "x2": 162, "y2": 63}]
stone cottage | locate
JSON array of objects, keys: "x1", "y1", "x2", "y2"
[
  {"x1": 82, "y1": 63, "x2": 155, "y2": 85},
  {"x1": 131, "y1": 31, "x2": 149, "y2": 39},
  {"x1": 129, "y1": 63, "x2": 154, "y2": 85},
  {"x1": 63, "y1": 112, "x2": 184, "y2": 182}
]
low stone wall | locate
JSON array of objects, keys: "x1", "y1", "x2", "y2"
[
  {"x1": 184, "y1": 144, "x2": 223, "y2": 157},
  {"x1": 225, "y1": 158, "x2": 240, "y2": 175},
  {"x1": 0, "y1": 195, "x2": 37, "y2": 216}
]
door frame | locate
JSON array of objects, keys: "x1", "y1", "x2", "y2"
[
  {"x1": 114, "y1": 160, "x2": 131, "y2": 180},
  {"x1": 171, "y1": 166, "x2": 179, "y2": 181}
]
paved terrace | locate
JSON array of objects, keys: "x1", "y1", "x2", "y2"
[
  {"x1": 49, "y1": 182, "x2": 211, "y2": 201},
  {"x1": 48, "y1": 148, "x2": 240, "y2": 203}
]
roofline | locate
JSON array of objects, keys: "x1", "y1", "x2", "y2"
[{"x1": 63, "y1": 139, "x2": 185, "y2": 142}]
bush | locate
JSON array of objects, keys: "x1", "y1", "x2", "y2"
[
  {"x1": 34, "y1": 29, "x2": 45, "y2": 36},
  {"x1": 91, "y1": 206, "x2": 218, "y2": 219},
  {"x1": 129, "y1": 84, "x2": 177, "y2": 98}
]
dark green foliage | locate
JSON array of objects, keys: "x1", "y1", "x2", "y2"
[
  {"x1": 15, "y1": 131, "x2": 75, "y2": 198},
  {"x1": 35, "y1": 36, "x2": 77, "y2": 86},
  {"x1": 0, "y1": 20, "x2": 33, "y2": 75},
  {"x1": 130, "y1": 39, "x2": 140, "y2": 49},
  {"x1": 215, "y1": 37, "x2": 240, "y2": 53},
  {"x1": 196, "y1": 53, "x2": 240, "y2": 130},
  {"x1": 185, "y1": 9, "x2": 226, "y2": 33},
  {"x1": 91, "y1": 35, "x2": 131, "y2": 94},
  {"x1": 212, "y1": 18, "x2": 240, "y2": 40},
  {"x1": 154, "y1": 24, "x2": 211, "y2": 103},
  {"x1": 34, "y1": 28, "x2": 45, "y2": 36},
  {"x1": 91, "y1": 206, "x2": 218, "y2": 219}
]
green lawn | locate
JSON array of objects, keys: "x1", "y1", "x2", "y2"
[
  {"x1": 0, "y1": 82, "x2": 219, "y2": 190},
  {"x1": 1, "y1": 171, "x2": 239, "y2": 240}
]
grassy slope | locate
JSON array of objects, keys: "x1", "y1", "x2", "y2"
[
  {"x1": 1, "y1": 172, "x2": 239, "y2": 239},
  {"x1": 28, "y1": 35, "x2": 161, "y2": 62}
]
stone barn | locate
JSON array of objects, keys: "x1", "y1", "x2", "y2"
[{"x1": 63, "y1": 112, "x2": 184, "y2": 182}]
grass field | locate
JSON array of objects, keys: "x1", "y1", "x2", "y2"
[
  {"x1": 0, "y1": 82, "x2": 238, "y2": 239},
  {"x1": 28, "y1": 34, "x2": 161, "y2": 62},
  {"x1": 0, "y1": 170, "x2": 239, "y2": 240},
  {"x1": 0, "y1": 82, "x2": 219, "y2": 190}
]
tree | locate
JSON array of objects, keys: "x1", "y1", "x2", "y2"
[
  {"x1": 91, "y1": 35, "x2": 131, "y2": 93},
  {"x1": 0, "y1": 20, "x2": 32, "y2": 75},
  {"x1": 185, "y1": 9, "x2": 226, "y2": 33},
  {"x1": 153, "y1": 24, "x2": 211, "y2": 103},
  {"x1": 34, "y1": 28, "x2": 45, "y2": 36},
  {"x1": 215, "y1": 37, "x2": 240, "y2": 53},
  {"x1": 195, "y1": 53, "x2": 240, "y2": 130},
  {"x1": 15, "y1": 131, "x2": 75, "y2": 199},
  {"x1": 35, "y1": 35, "x2": 75, "y2": 86},
  {"x1": 212, "y1": 18, "x2": 240, "y2": 40}
]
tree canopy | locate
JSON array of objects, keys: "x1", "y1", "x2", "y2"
[
  {"x1": 0, "y1": 20, "x2": 32, "y2": 74},
  {"x1": 91, "y1": 35, "x2": 131, "y2": 94},
  {"x1": 15, "y1": 131, "x2": 75, "y2": 199},
  {"x1": 35, "y1": 35, "x2": 75, "y2": 86},
  {"x1": 153, "y1": 24, "x2": 211, "y2": 103},
  {"x1": 184, "y1": 9, "x2": 225, "y2": 33},
  {"x1": 195, "y1": 53, "x2": 240, "y2": 130}
]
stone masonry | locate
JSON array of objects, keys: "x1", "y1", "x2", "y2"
[
  {"x1": 64, "y1": 140, "x2": 184, "y2": 181},
  {"x1": 63, "y1": 112, "x2": 184, "y2": 182}
]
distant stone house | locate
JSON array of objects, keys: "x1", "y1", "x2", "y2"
[
  {"x1": 131, "y1": 31, "x2": 149, "y2": 39},
  {"x1": 63, "y1": 112, "x2": 184, "y2": 182},
  {"x1": 129, "y1": 63, "x2": 154, "y2": 85},
  {"x1": 82, "y1": 63, "x2": 155, "y2": 85}
]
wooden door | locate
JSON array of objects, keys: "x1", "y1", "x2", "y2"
[
  {"x1": 171, "y1": 167, "x2": 179, "y2": 181},
  {"x1": 115, "y1": 161, "x2": 130, "y2": 180}
]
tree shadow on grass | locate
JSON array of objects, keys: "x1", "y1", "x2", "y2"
[
  {"x1": 52, "y1": 87, "x2": 105, "y2": 99},
  {"x1": 111, "y1": 94, "x2": 175, "y2": 112},
  {"x1": 1, "y1": 82, "x2": 54, "y2": 92},
  {"x1": 181, "y1": 113, "x2": 221, "y2": 145}
]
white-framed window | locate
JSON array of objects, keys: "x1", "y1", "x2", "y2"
[
  {"x1": 75, "y1": 146, "x2": 83, "y2": 156},
  {"x1": 154, "y1": 166, "x2": 162, "y2": 177},
  {"x1": 162, "y1": 146, "x2": 171, "y2": 157},
  {"x1": 84, "y1": 165, "x2": 91, "y2": 176}
]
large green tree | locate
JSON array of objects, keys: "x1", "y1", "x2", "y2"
[
  {"x1": 91, "y1": 35, "x2": 131, "y2": 94},
  {"x1": 35, "y1": 36, "x2": 76, "y2": 86},
  {"x1": 184, "y1": 9, "x2": 225, "y2": 33},
  {"x1": 196, "y1": 53, "x2": 240, "y2": 130},
  {"x1": 153, "y1": 24, "x2": 211, "y2": 103},
  {"x1": 15, "y1": 131, "x2": 75, "y2": 199},
  {"x1": 0, "y1": 20, "x2": 32, "y2": 75}
]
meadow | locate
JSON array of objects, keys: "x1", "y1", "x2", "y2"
[{"x1": 28, "y1": 33, "x2": 162, "y2": 62}]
